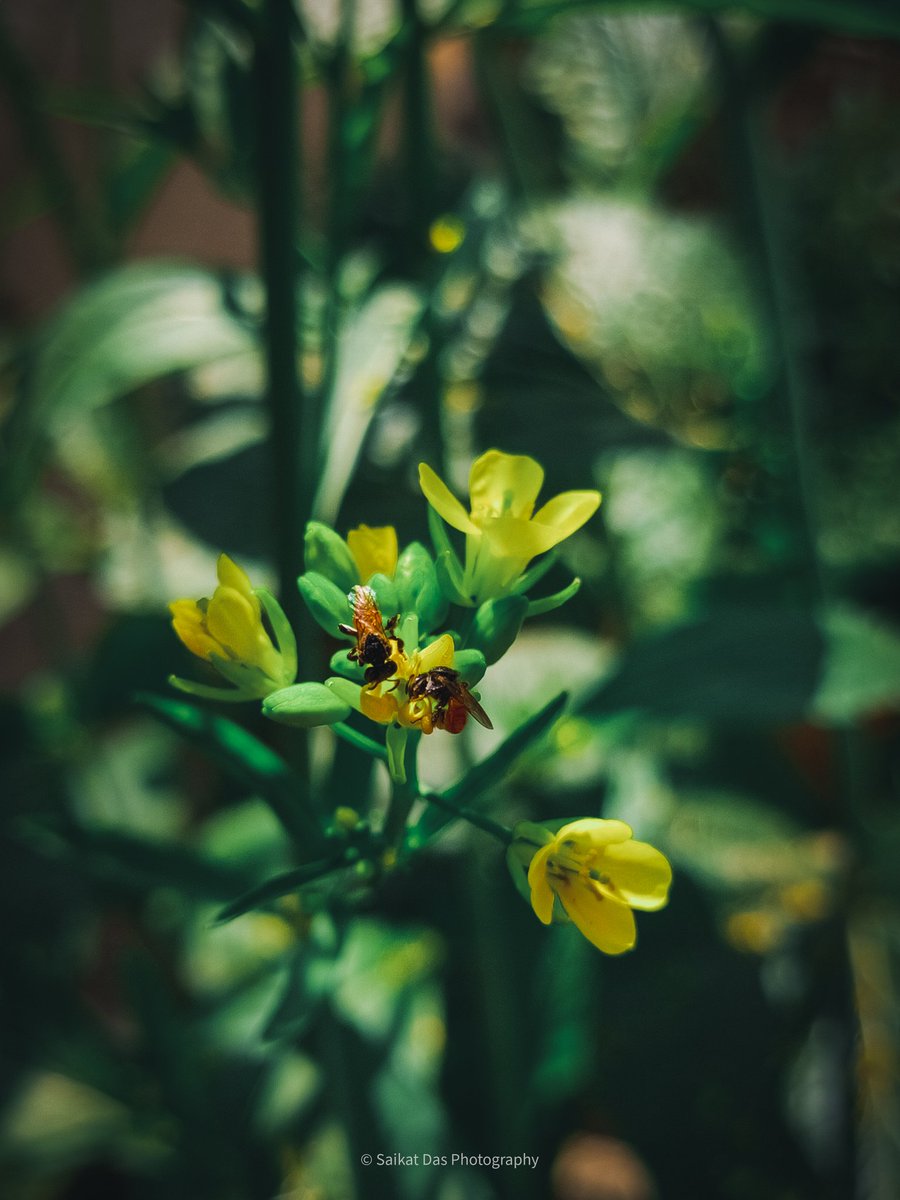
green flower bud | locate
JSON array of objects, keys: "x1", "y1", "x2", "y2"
[
  {"x1": 330, "y1": 649, "x2": 365, "y2": 682},
  {"x1": 304, "y1": 522, "x2": 358, "y2": 592},
  {"x1": 366, "y1": 573, "x2": 400, "y2": 618},
  {"x1": 468, "y1": 595, "x2": 528, "y2": 665},
  {"x1": 451, "y1": 648, "x2": 487, "y2": 686},
  {"x1": 298, "y1": 571, "x2": 353, "y2": 635},
  {"x1": 395, "y1": 541, "x2": 448, "y2": 632},
  {"x1": 262, "y1": 682, "x2": 351, "y2": 728}
]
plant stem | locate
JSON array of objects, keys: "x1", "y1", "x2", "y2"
[
  {"x1": 424, "y1": 790, "x2": 512, "y2": 845},
  {"x1": 254, "y1": 0, "x2": 307, "y2": 632}
]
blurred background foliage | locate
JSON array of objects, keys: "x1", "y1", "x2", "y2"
[{"x1": 1, "y1": 0, "x2": 900, "y2": 1198}]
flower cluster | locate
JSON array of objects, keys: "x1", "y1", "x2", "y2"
[{"x1": 167, "y1": 449, "x2": 672, "y2": 953}]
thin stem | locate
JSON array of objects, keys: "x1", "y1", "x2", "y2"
[{"x1": 423, "y1": 790, "x2": 512, "y2": 845}]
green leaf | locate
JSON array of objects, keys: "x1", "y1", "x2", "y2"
[
  {"x1": 214, "y1": 857, "x2": 345, "y2": 925},
  {"x1": 30, "y1": 262, "x2": 258, "y2": 429},
  {"x1": 581, "y1": 607, "x2": 824, "y2": 723},
  {"x1": 813, "y1": 606, "x2": 900, "y2": 723},
  {"x1": 409, "y1": 692, "x2": 568, "y2": 846},
  {"x1": 263, "y1": 948, "x2": 319, "y2": 1041},
  {"x1": 137, "y1": 693, "x2": 321, "y2": 845},
  {"x1": 262, "y1": 683, "x2": 351, "y2": 728},
  {"x1": 52, "y1": 823, "x2": 256, "y2": 899}
]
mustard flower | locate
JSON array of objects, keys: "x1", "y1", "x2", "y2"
[
  {"x1": 327, "y1": 632, "x2": 486, "y2": 736},
  {"x1": 419, "y1": 449, "x2": 601, "y2": 604},
  {"x1": 510, "y1": 818, "x2": 671, "y2": 954},
  {"x1": 346, "y1": 525, "x2": 398, "y2": 583},
  {"x1": 169, "y1": 554, "x2": 296, "y2": 701}
]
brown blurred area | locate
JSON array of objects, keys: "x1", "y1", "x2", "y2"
[{"x1": 0, "y1": 0, "x2": 260, "y2": 323}]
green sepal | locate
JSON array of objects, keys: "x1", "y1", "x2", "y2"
[
  {"x1": 429, "y1": 507, "x2": 472, "y2": 606},
  {"x1": 451, "y1": 649, "x2": 486, "y2": 686},
  {"x1": 468, "y1": 595, "x2": 528, "y2": 664},
  {"x1": 366, "y1": 573, "x2": 400, "y2": 618},
  {"x1": 511, "y1": 550, "x2": 559, "y2": 595},
  {"x1": 298, "y1": 571, "x2": 353, "y2": 636},
  {"x1": 256, "y1": 588, "x2": 298, "y2": 679},
  {"x1": 395, "y1": 541, "x2": 448, "y2": 632},
  {"x1": 526, "y1": 577, "x2": 581, "y2": 618},
  {"x1": 169, "y1": 674, "x2": 255, "y2": 702},
  {"x1": 262, "y1": 682, "x2": 352, "y2": 728},
  {"x1": 330, "y1": 649, "x2": 365, "y2": 682},
  {"x1": 304, "y1": 521, "x2": 358, "y2": 593},
  {"x1": 386, "y1": 723, "x2": 408, "y2": 784}
]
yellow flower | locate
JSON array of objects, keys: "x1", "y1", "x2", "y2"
[
  {"x1": 169, "y1": 554, "x2": 296, "y2": 701},
  {"x1": 346, "y1": 525, "x2": 398, "y2": 582},
  {"x1": 419, "y1": 449, "x2": 600, "y2": 603},
  {"x1": 514, "y1": 818, "x2": 671, "y2": 955},
  {"x1": 357, "y1": 634, "x2": 456, "y2": 734}
]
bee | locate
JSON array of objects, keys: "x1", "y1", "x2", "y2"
[
  {"x1": 338, "y1": 586, "x2": 403, "y2": 685},
  {"x1": 406, "y1": 665, "x2": 493, "y2": 734}
]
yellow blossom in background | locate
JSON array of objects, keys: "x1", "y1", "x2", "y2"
[
  {"x1": 513, "y1": 818, "x2": 672, "y2": 955},
  {"x1": 169, "y1": 554, "x2": 296, "y2": 701},
  {"x1": 419, "y1": 449, "x2": 601, "y2": 603},
  {"x1": 346, "y1": 524, "x2": 398, "y2": 582}
]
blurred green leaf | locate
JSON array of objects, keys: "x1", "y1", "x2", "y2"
[
  {"x1": 582, "y1": 607, "x2": 824, "y2": 723},
  {"x1": 29, "y1": 261, "x2": 258, "y2": 428},
  {"x1": 500, "y1": 0, "x2": 900, "y2": 38},
  {"x1": 138, "y1": 693, "x2": 320, "y2": 844},
  {"x1": 813, "y1": 606, "x2": 900, "y2": 723}
]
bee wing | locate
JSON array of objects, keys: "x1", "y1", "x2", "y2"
[{"x1": 458, "y1": 682, "x2": 493, "y2": 730}]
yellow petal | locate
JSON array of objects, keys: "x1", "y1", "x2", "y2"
[
  {"x1": 415, "y1": 633, "x2": 455, "y2": 673},
  {"x1": 169, "y1": 600, "x2": 220, "y2": 660},
  {"x1": 531, "y1": 490, "x2": 601, "y2": 543},
  {"x1": 480, "y1": 514, "x2": 556, "y2": 563},
  {"x1": 419, "y1": 463, "x2": 478, "y2": 535},
  {"x1": 601, "y1": 840, "x2": 672, "y2": 912},
  {"x1": 527, "y1": 843, "x2": 556, "y2": 925},
  {"x1": 557, "y1": 876, "x2": 636, "y2": 955},
  {"x1": 216, "y1": 553, "x2": 256, "y2": 603},
  {"x1": 469, "y1": 450, "x2": 544, "y2": 521},
  {"x1": 555, "y1": 818, "x2": 633, "y2": 851},
  {"x1": 360, "y1": 687, "x2": 397, "y2": 724},
  {"x1": 206, "y1": 587, "x2": 266, "y2": 663},
  {"x1": 347, "y1": 525, "x2": 398, "y2": 582}
]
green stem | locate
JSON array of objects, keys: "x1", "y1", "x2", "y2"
[
  {"x1": 254, "y1": 0, "x2": 308, "y2": 632},
  {"x1": 332, "y1": 721, "x2": 387, "y2": 761},
  {"x1": 423, "y1": 790, "x2": 512, "y2": 845},
  {"x1": 383, "y1": 736, "x2": 419, "y2": 846}
]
